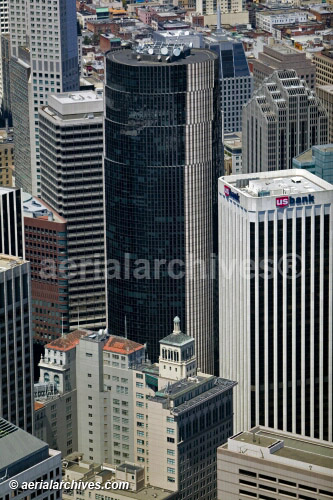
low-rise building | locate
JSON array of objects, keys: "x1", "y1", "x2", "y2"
[
  {"x1": 256, "y1": 9, "x2": 309, "y2": 34},
  {"x1": 293, "y1": 143, "x2": 333, "y2": 184},
  {"x1": 61, "y1": 456, "x2": 177, "y2": 500},
  {"x1": 217, "y1": 427, "x2": 333, "y2": 499}
]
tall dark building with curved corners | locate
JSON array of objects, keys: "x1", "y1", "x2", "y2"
[{"x1": 104, "y1": 46, "x2": 222, "y2": 374}]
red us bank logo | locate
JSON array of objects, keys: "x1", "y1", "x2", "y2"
[
  {"x1": 224, "y1": 186, "x2": 230, "y2": 196},
  {"x1": 276, "y1": 196, "x2": 289, "y2": 208}
]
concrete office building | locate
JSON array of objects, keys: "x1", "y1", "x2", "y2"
[
  {"x1": 217, "y1": 427, "x2": 333, "y2": 499},
  {"x1": 205, "y1": 31, "x2": 253, "y2": 134},
  {"x1": 23, "y1": 193, "x2": 69, "y2": 343},
  {"x1": 0, "y1": 418, "x2": 62, "y2": 500},
  {"x1": 219, "y1": 170, "x2": 333, "y2": 441},
  {"x1": 40, "y1": 91, "x2": 105, "y2": 331},
  {"x1": 104, "y1": 44, "x2": 222, "y2": 374},
  {"x1": 242, "y1": 70, "x2": 328, "y2": 173},
  {"x1": 34, "y1": 330, "x2": 88, "y2": 456},
  {"x1": 76, "y1": 318, "x2": 236, "y2": 500},
  {"x1": 0, "y1": 187, "x2": 24, "y2": 257},
  {"x1": 9, "y1": 0, "x2": 79, "y2": 196},
  {"x1": 317, "y1": 84, "x2": 333, "y2": 143},
  {"x1": 0, "y1": 254, "x2": 33, "y2": 433},
  {"x1": 253, "y1": 43, "x2": 316, "y2": 91},
  {"x1": 0, "y1": 0, "x2": 9, "y2": 119},
  {"x1": 313, "y1": 50, "x2": 333, "y2": 86},
  {"x1": 293, "y1": 144, "x2": 333, "y2": 184}
]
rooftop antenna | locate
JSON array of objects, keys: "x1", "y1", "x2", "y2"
[
  {"x1": 61, "y1": 314, "x2": 64, "y2": 338},
  {"x1": 216, "y1": 4, "x2": 222, "y2": 33},
  {"x1": 124, "y1": 316, "x2": 127, "y2": 339}
]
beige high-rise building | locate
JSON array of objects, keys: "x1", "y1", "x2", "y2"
[
  {"x1": 253, "y1": 43, "x2": 316, "y2": 90},
  {"x1": 316, "y1": 84, "x2": 333, "y2": 143},
  {"x1": 313, "y1": 50, "x2": 333, "y2": 86},
  {"x1": 75, "y1": 318, "x2": 236, "y2": 500},
  {"x1": 217, "y1": 427, "x2": 333, "y2": 499}
]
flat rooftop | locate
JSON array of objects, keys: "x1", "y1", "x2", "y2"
[
  {"x1": 22, "y1": 192, "x2": 65, "y2": 223},
  {"x1": 222, "y1": 169, "x2": 333, "y2": 198},
  {"x1": 0, "y1": 418, "x2": 50, "y2": 477},
  {"x1": 224, "y1": 427, "x2": 333, "y2": 473},
  {"x1": 0, "y1": 186, "x2": 16, "y2": 195},
  {"x1": 44, "y1": 91, "x2": 104, "y2": 119},
  {"x1": 0, "y1": 254, "x2": 27, "y2": 271}
]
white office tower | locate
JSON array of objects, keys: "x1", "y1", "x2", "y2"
[
  {"x1": 242, "y1": 70, "x2": 328, "y2": 173},
  {"x1": 219, "y1": 170, "x2": 333, "y2": 442},
  {"x1": 40, "y1": 91, "x2": 105, "y2": 330},
  {"x1": 9, "y1": 0, "x2": 79, "y2": 196}
]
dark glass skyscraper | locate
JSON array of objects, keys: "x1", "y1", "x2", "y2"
[{"x1": 104, "y1": 46, "x2": 222, "y2": 374}]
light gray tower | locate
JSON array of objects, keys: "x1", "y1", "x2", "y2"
[
  {"x1": 9, "y1": 0, "x2": 79, "y2": 196},
  {"x1": 242, "y1": 69, "x2": 328, "y2": 173}
]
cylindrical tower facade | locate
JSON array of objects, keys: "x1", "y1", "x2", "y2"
[{"x1": 104, "y1": 47, "x2": 222, "y2": 373}]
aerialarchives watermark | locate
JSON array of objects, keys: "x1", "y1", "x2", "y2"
[
  {"x1": 39, "y1": 253, "x2": 302, "y2": 281},
  {"x1": 8, "y1": 479, "x2": 129, "y2": 491}
]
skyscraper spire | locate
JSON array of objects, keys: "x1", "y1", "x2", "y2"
[{"x1": 216, "y1": 4, "x2": 222, "y2": 33}]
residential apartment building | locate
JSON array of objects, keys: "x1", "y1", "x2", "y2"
[
  {"x1": 0, "y1": 127, "x2": 14, "y2": 186},
  {"x1": 219, "y1": 170, "x2": 333, "y2": 441},
  {"x1": 317, "y1": 84, "x2": 333, "y2": 143},
  {"x1": 40, "y1": 91, "x2": 105, "y2": 331},
  {"x1": 253, "y1": 43, "x2": 316, "y2": 91},
  {"x1": 104, "y1": 44, "x2": 222, "y2": 373},
  {"x1": 9, "y1": 0, "x2": 79, "y2": 196},
  {"x1": 23, "y1": 193, "x2": 68, "y2": 343},
  {"x1": 34, "y1": 329, "x2": 88, "y2": 456},
  {"x1": 0, "y1": 254, "x2": 33, "y2": 432},
  {"x1": 313, "y1": 50, "x2": 333, "y2": 86},
  {"x1": 0, "y1": 186, "x2": 23, "y2": 257},
  {"x1": 217, "y1": 427, "x2": 333, "y2": 499},
  {"x1": 205, "y1": 33, "x2": 253, "y2": 133},
  {"x1": 76, "y1": 318, "x2": 236, "y2": 500},
  {"x1": 0, "y1": 418, "x2": 62, "y2": 500},
  {"x1": 293, "y1": 144, "x2": 333, "y2": 184},
  {"x1": 242, "y1": 70, "x2": 328, "y2": 173}
]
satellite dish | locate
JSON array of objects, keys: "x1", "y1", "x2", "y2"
[
  {"x1": 148, "y1": 48, "x2": 154, "y2": 55},
  {"x1": 173, "y1": 47, "x2": 181, "y2": 57},
  {"x1": 185, "y1": 31, "x2": 190, "y2": 35},
  {"x1": 161, "y1": 47, "x2": 168, "y2": 55}
]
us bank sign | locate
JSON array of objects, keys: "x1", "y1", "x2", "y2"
[{"x1": 276, "y1": 194, "x2": 315, "y2": 208}]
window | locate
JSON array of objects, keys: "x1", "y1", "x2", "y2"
[
  {"x1": 167, "y1": 458, "x2": 175, "y2": 465},
  {"x1": 136, "y1": 382, "x2": 143, "y2": 388},
  {"x1": 167, "y1": 467, "x2": 175, "y2": 474},
  {"x1": 167, "y1": 416, "x2": 174, "y2": 423},
  {"x1": 167, "y1": 428, "x2": 174, "y2": 434},
  {"x1": 167, "y1": 477, "x2": 175, "y2": 483},
  {"x1": 167, "y1": 449, "x2": 175, "y2": 456}
]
